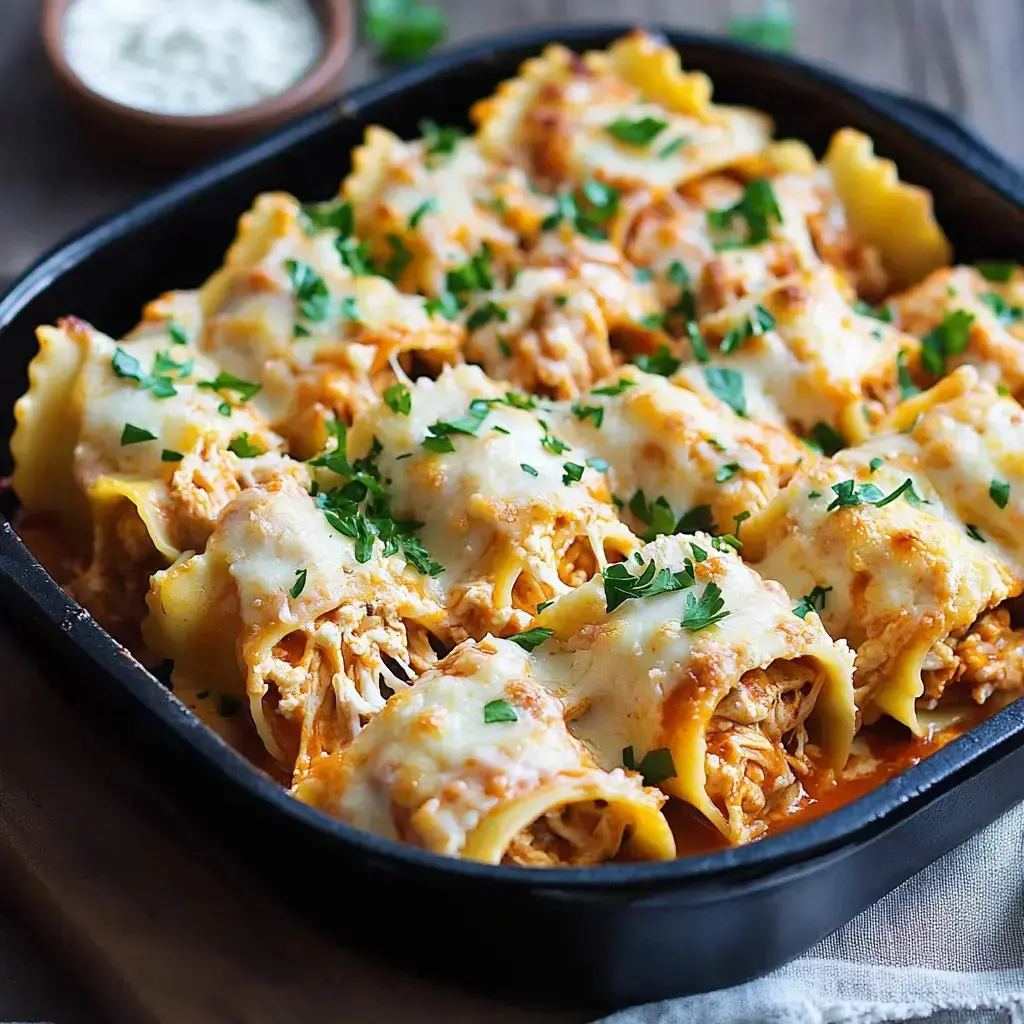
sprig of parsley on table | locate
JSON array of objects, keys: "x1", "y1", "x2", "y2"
[{"x1": 365, "y1": 0, "x2": 447, "y2": 64}]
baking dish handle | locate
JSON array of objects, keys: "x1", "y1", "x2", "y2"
[{"x1": 853, "y1": 83, "x2": 1024, "y2": 190}]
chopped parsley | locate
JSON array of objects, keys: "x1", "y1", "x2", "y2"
[
  {"x1": 622, "y1": 746, "x2": 677, "y2": 785},
  {"x1": 507, "y1": 626, "x2": 553, "y2": 652},
  {"x1": 521, "y1": 463, "x2": 538, "y2": 477},
  {"x1": 383, "y1": 383, "x2": 412, "y2": 415},
  {"x1": 793, "y1": 585, "x2": 832, "y2": 619},
  {"x1": 539, "y1": 421, "x2": 571, "y2": 455},
  {"x1": 383, "y1": 234, "x2": 413, "y2": 282},
  {"x1": 446, "y1": 247, "x2": 494, "y2": 295},
  {"x1": 826, "y1": 476, "x2": 927, "y2": 511},
  {"x1": 681, "y1": 582, "x2": 730, "y2": 632},
  {"x1": 536, "y1": 599, "x2": 555, "y2": 614},
  {"x1": 869, "y1": 457, "x2": 884, "y2": 473},
  {"x1": 603, "y1": 559, "x2": 693, "y2": 614},
  {"x1": 606, "y1": 116, "x2": 668, "y2": 147},
  {"x1": 541, "y1": 179, "x2": 621, "y2": 240},
  {"x1": 227, "y1": 433, "x2": 264, "y2": 458},
  {"x1": 921, "y1": 309, "x2": 975, "y2": 375},
  {"x1": 198, "y1": 371, "x2": 262, "y2": 404},
  {"x1": 658, "y1": 136, "x2": 688, "y2": 158},
  {"x1": 120, "y1": 422, "x2": 156, "y2": 445},
  {"x1": 408, "y1": 197, "x2": 439, "y2": 229},
  {"x1": 161, "y1": 449, "x2": 184, "y2": 462},
  {"x1": 966, "y1": 523, "x2": 986, "y2": 542},
  {"x1": 167, "y1": 321, "x2": 189, "y2": 345},
  {"x1": 677, "y1": 504, "x2": 717, "y2": 534},
  {"x1": 424, "y1": 291, "x2": 462, "y2": 320},
  {"x1": 419, "y1": 118, "x2": 464, "y2": 159},
  {"x1": 990, "y1": 478, "x2": 1011, "y2": 509},
  {"x1": 483, "y1": 698, "x2": 518, "y2": 724},
  {"x1": 586, "y1": 457, "x2": 610, "y2": 472},
  {"x1": 498, "y1": 339, "x2": 513, "y2": 358},
  {"x1": 591, "y1": 378, "x2": 635, "y2": 397},
  {"x1": 633, "y1": 346, "x2": 682, "y2": 376},
  {"x1": 715, "y1": 462, "x2": 741, "y2": 483},
  {"x1": 290, "y1": 568, "x2": 308, "y2": 599},
  {"x1": 703, "y1": 367, "x2": 747, "y2": 417},
  {"x1": 807, "y1": 422, "x2": 846, "y2": 457},
  {"x1": 707, "y1": 179, "x2": 782, "y2": 248},
  {"x1": 976, "y1": 261, "x2": 1016, "y2": 283},
  {"x1": 853, "y1": 300, "x2": 893, "y2": 323},
  {"x1": 562, "y1": 462, "x2": 585, "y2": 485},
  {"x1": 285, "y1": 259, "x2": 331, "y2": 322},
  {"x1": 571, "y1": 403, "x2": 604, "y2": 428},
  {"x1": 630, "y1": 490, "x2": 678, "y2": 540},
  {"x1": 298, "y1": 198, "x2": 354, "y2": 236},
  {"x1": 365, "y1": 0, "x2": 446, "y2": 64},
  {"x1": 422, "y1": 399, "x2": 490, "y2": 452},
  {"x1": 466, "y1": 300, "x2": 509, "y2": 332},
  {"x1": 720, "y1": 304, "x2": 775, "y2": 354},
  {"x1": 979, "y1": 292, "x2": 1024, "y2": 325},
  {"x1": 111, "y1": 347, "x2": 190, "y2": 399}
]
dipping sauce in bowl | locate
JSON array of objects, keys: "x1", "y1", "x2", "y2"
[{"x1": 62, "y1": 0, "x2": 324, "y2": 116}]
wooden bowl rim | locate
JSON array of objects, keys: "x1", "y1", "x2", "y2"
[{"x1": 40, "y1": 0, "x2": 354, "y2": 133}]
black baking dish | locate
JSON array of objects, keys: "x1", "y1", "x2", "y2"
[{"x1": 2, "y1": 24, "x2": 1024, "y2": 1013}]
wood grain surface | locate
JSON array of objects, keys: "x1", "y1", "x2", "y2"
[
  {"x1": 1, "y1": 0, "x2": 1022, "y2": 282},
  {"x1": 0, "y1": 2, "x2": 1021, "y2": 1022}
]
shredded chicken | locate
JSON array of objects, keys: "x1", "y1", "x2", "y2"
[
  {"x1": 921, "y1": 608, "x2": 1024, "y2": 707},
  {"x1": 503, "y1": 799, "x2": 628, "y2": 867},
  {"x1": 704, "y1": 660, "x2": 824, "y2": 842},
  {"x1": 257, "y1": 606, "x2": 440, "y2": 782}
]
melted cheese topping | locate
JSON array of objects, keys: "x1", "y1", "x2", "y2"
[
  {"x1": 294, "y1": 636, "x2": 675, "y2": 863},
  {"x1": 679, "y1": 265, "x2": 916, "y2": 440},
  {"x1": 347, "y1": 365, "x2": 638, "y2": 635},
  {"x1": 550, "y1": 366, "x2": 805, "y2": 536},
  {"x1": 534, "y1": 533, "x2": 855, "y2": 838}
]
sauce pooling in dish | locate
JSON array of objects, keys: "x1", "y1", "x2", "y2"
[{"x1": 62, "y1": 0, "x2": 323, "y2": 116}]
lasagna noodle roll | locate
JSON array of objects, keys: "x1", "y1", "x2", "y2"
[
  {"x1": 294, "y1": 636, "x2": 676, "y2": 866},
  {"x1": 11, "y1": 318, "x2": 300, "y2": 632},
  {"x1": 889, "y1": 265, "x2": 1024, "y2": 399},
  {"x1": 745, "y1": 428, "x2": 1021, "y2": 734},
  {"x1": 346, "y1": 365, "x2": 639, "y2": 637},
  {"x1": 143, "y1": 479, "x2": 449, "y2": 779},
  {"x1": 198, "y1": 192, "x2": 462, "y2": 455},
  {"x1": 342, "y1": 126, "x2": 548, "y2": 296},
  {"x1": 471, "y1": 32, "x2": 771, "y2": 191},
  {"x1": 678, "y1": 265, "x2": 918, "y2": 441},
  {"x1": 536, "y1": 534, "x2": 856, "y2": 844},
  {"x1": 550, "y1": 366, "x2": 805, "y2": 538}
]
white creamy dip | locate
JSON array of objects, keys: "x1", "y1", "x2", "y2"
[{"x1": 62, "y1": 0, "x2": 324, "y2": 116}]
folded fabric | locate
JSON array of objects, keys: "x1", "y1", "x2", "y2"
[{"x1": 601, "y1": 802, "x2": 1024, "y2": 1024}]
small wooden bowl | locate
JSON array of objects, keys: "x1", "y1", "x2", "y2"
[{"x1": 41, "y1": 0, "x2": 354, "y2": 168}]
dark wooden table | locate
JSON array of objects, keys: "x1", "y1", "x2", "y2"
[{"x1": 0, "y1": 1, "x2": 1021, "y2": 1020}]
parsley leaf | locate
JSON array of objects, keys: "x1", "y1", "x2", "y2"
[
  {"x1": 976, "y1": 261, "x2": 1016, "y2": 283},
  {"x1": 897, "y1": 348, "x2": 920, "y2": 400},
  {"x1": 979, "y1": 292, "x2": 1024, "y2": 325},
  {"x1": 562, "y1": 462, "x2": 585, "y2": 485},
  {"x1": 539, "y1": 421, "x2": 571, "y2": 455},
  {"x1": 298, "y1": 198, "x2": 354, "y2": 236},
  {"x1": 826, "y1": 479, "x2": 884, "y2": 511},
  {"x1": 571, "y1": 403, "x2": 604, "y2": 428},
  {"x1": 990, "y1": 478, "x2": 1011, "y2": 509},
  {"x1": 419, "y1": 118, "x2": 464, "y2": 159},
  {"x1": 633, "y1": 346, "x2": 682, "y2": 376},
  {"x1": 853, "y1": 300, "x2": 893, "y2": 323},
  {"x1": 466, "y1": 300, "x2": 509, "y2": 332},
  {"x1": 606, "y1": 116, "x2": 668, "y2": 147},
  {"x1": 707, "y1": 179, "x2": 783, "y2": 248},
  {"x1": 591, "y1": 378, "x2": 635, "y2": 397},
  {"x1": 681, "y1": 582, "x2": 730, "y2": 632},
  {"x1": 629, "y1": 490, "x2": 678, "y2": 541},
  {"x1": 227, "y1": 433, "x2": 264, "y2": 458},
  {"x1": 703, "y1": 367, "x2": 747, "y2": 417},
  {"x1": 408, "y1": 197, "x2": 439, "y2": 229},
  {"x1": 807, "y1": 422, "x2": 846, "y2": 457},
  {"x1": 966, "y1": 523, "x2": 986, "y2": 542},
  {"x1": 198, "y1": 371, "x2": 262, "y2": 404},
  {"x1": 446, "y1": 247, "x2": 494, "y2": 295},
  {"x1": 921, "y1": 309, "x2": 975, "y2": 375},
  {"x1": 167, "y1": 321, "x2": 189, "y2": 345},
  {"x1": 384, "y1": 383, "x2": 412, "y2": 415},
  {"x1": 720, "y1": 304, "x2": 775, "y2": 355},
  {"x1": 603, "y1": 559, "x2": 693, "y2": 614},
  {"x1": 658, "y1": 137, "x2": 688, "y2": 158},
  {"x1": 365, "y1": 0, "x2": 446, "y2": 64},
  {"x1": 285, "y1": 259, "x2": 331, "y2": 322},
  {"x1": 290, "y1": 568, "x2": 308, "y2": 599},
  {"x1": 869, "y1": 457, "x2": 884, "y2": 473},
  {"x1": 793, "y1": 585, "x2": 832, "y2": 619},
  {"x1": 424, "y1": 291, "x2": 462, "y2": 320},
  {"x1": 677, "y1": 505, "x2": 716, "y2": 534},
  {"x1": 120, "y1": 422, "x2": 156, "y2": 445},
  {"x1": 715, "y1": 462, "x2": 741, "y2": 483},
  {"x1": 872, "y1": 478, "x2": 929, "y2": 508},
  {"x1": 111, "y1": 347, "x2": 188, "y2": 399},
  {"x1": 520, "y1": 463, "x2": 538, "y2": 477},
  {"x1": 636, "y1": 747, "x2": 677, "y2": 785},
  {"x1": 161, "y1": 449, "x2": 184, "y2": 462},
  {"x1": 507, "y1": 626, "x2": 553, "y2": 652},
  {"x1": 483, "y1": 698, "x2": 518, "y2": 724}
]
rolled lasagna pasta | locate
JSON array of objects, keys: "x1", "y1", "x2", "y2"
[
  {"x1": 11, "y1": 317, "x2": 301, "y2": 633},
  {"x1": 346, "y1": 364, "x2": 638, "y2": 637},
  {"x1": 144, "y1": 478, "x2": 449, "y2": 780},
  {"x1": 550, "y1": 366, "x2": 805, "y2": 538},
  {"x1": 746, "y1": 369, "x2": 1024, "y2": 733},
  {"x1": 535, "y1": 534, "x2": 856, "y2": 843},
  {"x1": 295, "y1": 636, "x2": 676, "y2": 865}
]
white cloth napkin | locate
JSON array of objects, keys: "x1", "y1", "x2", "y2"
[{"x1": 601, "y1": 803, "x2": 1024, "y2": 1024}]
